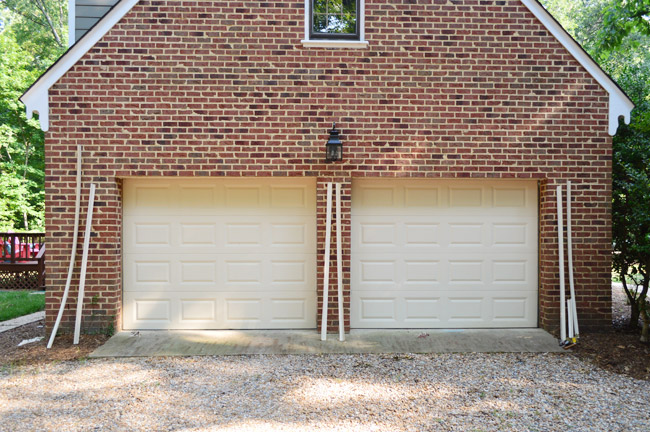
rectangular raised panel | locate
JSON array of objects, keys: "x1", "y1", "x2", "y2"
[
  {"x1": 226, "y1": 300, "x2": 262, "y2": 320},
  {"x1": 181, "y1": 224, "x2": 216, "y2": 245},
  {"x1": 226, "y1": 261, "x2": 261, "y2": 282},
  {"x1": 448, "y1": 298, "x2": 483, "y2": 320},
  {"x1": 123, "y1": 178, "x2": 316, "y2": 330},
  {"x1": 135, "y1": 262, "x2": 170, "y2": 283},
  {"x1": 405, "y1": 298, "x2": 440, "y2": 320},
  {"x1": 134, "y1": 187, "x2": 170, "y2": 208},
  {"x1": 493, "y1": 261, "x2": 527, "y2": 282},
  {"x1": 226, "y1": 224, "x2": 261, "y2": 245},
  {"x1": 225, "y1": 187, "x2": 260, "y2": 207},
  {"x1": 493, "y1": 298, "x2": 527, "y2": 320},
  {"x1": 493, "y1": 224, "x2": 527, "y2": 246},
  {"x1": 449, "y1": 188, "x2": 482, "y2": 207},
  {"x1": 405, "y1": 261, "x2": 438, "y2": 282},
  {"x1": 180, "y1": 187, "x2": 216, "y2": 208},
  {"x1": 181, "y1": 262, "x2": 216, "y2": 283},
  {"x1": 135, "y1": 300, "x2": 170, "y2": 321},
  {"x1": 351, "y1": 179, "x2": 538, "y2": 329},
  {"x1": 271, "y1": 299, "x2": 305, "y2": 320},
  {"x1": 405, "y1": 223, "x2": 438, "y2": 245},
  {"x1": 135, "y1": 224, "x2": 170, "y2": 245},
  {"x1": 405, "y1": 187, "x2": 438, "y2": 207},
  {"x1": 449, "y1": 224, "x2": 483, "y2": 246},
  {"x1": 360, "y1": 187, "x2": 394, "y2": 208},
  {"x1": 360, "y1": 298, "x2": 396, "y2": 320},
  {"x1": 449, "y1": 261, "x2": 483, "y2": 283},
  {"x1": 494, "y1": 188, "x2": 526, "y2": 207},
  {"x1": 271, "y1": 187, "x2": 306, "y2": 208},
  {"x1": 271, "y1": 224, "x2": 305, "y2": 245},
  {"x1": 361, "y1": 224, "x2": 395, "y2": 245},
  {"x1": 272, "y1": 261, "x2": 305, "y2": 282},
  {"x1": 181, "y1": 300, "x2": 216, "y2": 321},
  {"x1": 361, "y1": 261, "x2": 395, "y2": 282}
]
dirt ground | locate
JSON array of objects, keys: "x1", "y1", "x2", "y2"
[
  {"x1": 1, "y1": 286, "x2": 648, "y2": 381},
  {"x1": 570, "y1": 284, "x2": 650, "y2": 381},
  {"x1": 0, "y1": 319, "x2": 109, "y2": 367}
]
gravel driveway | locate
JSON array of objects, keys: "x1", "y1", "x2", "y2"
[{"x1": 1, "y1": 353, "x2": 648, "y2": 431}]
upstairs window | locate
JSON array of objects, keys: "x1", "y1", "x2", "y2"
[
  {"x1": 302, "y1": 0, "x2": 367, "y2": 48},
  {"x1": 310, "y1": 0, "x2": 359, "y2": 40}
]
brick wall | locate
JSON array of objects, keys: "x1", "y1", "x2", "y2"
[{"x1": 45, "y1": 0, "x2": 613, "y2": 333}]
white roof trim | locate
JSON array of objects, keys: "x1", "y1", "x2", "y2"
[
  {"x1": 521, "y1": 0, "x2": 633, "y2": 135},
  {"x1": 20, "y1": 0, "x2": 141, "y2": 132},
  {"x1": 68, "y1": 0, "x2": 75, "y2": 48},
  {"x1": 22, "y1": 0, "x2": 633, "y2": 135}
]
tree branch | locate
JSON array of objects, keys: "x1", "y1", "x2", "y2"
[
  {"x1": 0, "y1": 0, "x2": 49, "y2": 29},
  {"x1": 33, "y1": 0, "x2": 63, "y2": 47}
]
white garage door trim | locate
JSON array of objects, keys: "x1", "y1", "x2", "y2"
[
  {"x1": 351, "y1": 179, "x2": 538, "y2": 329},
  {"x1": 122, "y1": 178, "x2": 317, "y2": 330}
]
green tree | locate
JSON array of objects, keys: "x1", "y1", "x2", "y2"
[
  {"x1": 0, "y1": 1, "x2": 67, "y2": 231},
  {"x1": 612, "y1": 67, "x2": 650, "y2": 341},
  {"x1": 599, "y1": 0, "x2": 650, "y2": 51}
]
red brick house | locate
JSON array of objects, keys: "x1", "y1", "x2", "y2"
[{"x1": 21, "y1": 0, "x2": 633, "y2": 335}]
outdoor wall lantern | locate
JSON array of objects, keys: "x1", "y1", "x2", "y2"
[{"x1": 325, "y1": 122, "x2": 343, "y2": 162}]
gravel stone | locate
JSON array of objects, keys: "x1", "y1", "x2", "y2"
[{"x1": 1, "y1": 353, "x2": 648, "y2": 431}]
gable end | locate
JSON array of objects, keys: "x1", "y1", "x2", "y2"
[{"x1": 22, "y1": 0, "x2": 633, "y2": 134}]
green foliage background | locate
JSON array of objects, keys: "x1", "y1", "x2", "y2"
[{"x1": 0, "y1": 0, "x2": 67, "y2": 232}]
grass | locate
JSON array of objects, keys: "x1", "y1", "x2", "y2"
[{"x1": 0, "y1": 291, "x2": 45, "y2": 322}]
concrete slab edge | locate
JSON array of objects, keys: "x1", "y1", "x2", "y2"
[{"x1": 0, "y1": 311, "x2": 45, "y2": 333}]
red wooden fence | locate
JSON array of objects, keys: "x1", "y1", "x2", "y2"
[{"x1": 0, "y1": 233, "x2": 46, "y2": 290}]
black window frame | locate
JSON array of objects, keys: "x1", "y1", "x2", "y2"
[{"x1": 309, "y1": 0, "x2": 360, "y2": 41}]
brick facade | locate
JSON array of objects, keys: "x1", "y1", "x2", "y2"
[{"x1": 45, "y1": 0, "x2": 613, "y2": 333}]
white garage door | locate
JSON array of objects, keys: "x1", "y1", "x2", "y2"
[
  {"x1": 123, "y1": 178, "x2": 317, "y2": 330},
  {"x1": 351, "y1": 179, "x2": 538, "y2": 328}
]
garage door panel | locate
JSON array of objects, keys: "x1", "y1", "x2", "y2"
[
  {"x1": 180, "y1": 299, "x2": 217, "y2": 322},
  {"x1": 352, "y1": 290, "x2": 536, "y2": 328},
  {"x1": 222, "y1": 292, "x2": 316, "y2": 329},
  {"x1": 447, "y1": 297, "x2": 484, "y2": 322},
  {"x1": 180, "y1": 261, "x2": 218, "y2": 284},
  {"x1": 448, "y1": 223, "x2": 485, "y2": 246},
  {"x1": 123, "y1": 178, "x2": 317, "y2": 330},
  {"x1": 128, "y1": 260, "x2": 173, "y2": 289},
  {"x1": 125, "y1": 253, "x2": 315, "y2": 293},
  {"x1": 353, "y1": 218, "x2": 535, "y2": 253},
  {"x1": 492, "y1": 185, "x2": 533, "y2": 208},
  {"x1": 125, "y1": 255, "x2": 220, "y2": 292},
  {"x1": 124, "y1": 290, "x2": 316, "y2": 329},
  {"x1": 352, "y1": 179, "x2": 538, "y2": 329},
  {"x1": 404, "y1": 186, "x2": 440, "y2": 208},
  {"x1": 124, "y1": 215, "x2": 314, "y2": 254},
  {"x1": 448, "y1": 260, "x2": 484, "y2": 284},
  {"x1": 404, "y1": 297, "x2": 442, "y2": 323},
  {"x1": 353, "y1": 253, "x2": 535, "y2": 290},
  {"x1": 124, "y1": 179, "x2": 315, "y2": 216},
  {"x1": 180, "y1": 223, "x2": 219, "y2": 247},
  {"x1": 449, "y1": 186, "x2": 485, "y2": 208},
  {"x1": 179, "y1": 185, "x2": 218, "y2": 209},
  {"x1": 353, "y1": 217, "x2": 441, "y2": 251}
]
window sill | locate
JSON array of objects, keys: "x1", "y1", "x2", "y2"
[{"x1": 301, "y1": 40, "x2": 369, "y2": 49}]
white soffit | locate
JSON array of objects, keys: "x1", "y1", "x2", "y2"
[{"x1": 22, "y1": 0, "x2": 633, "y2": 135}]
